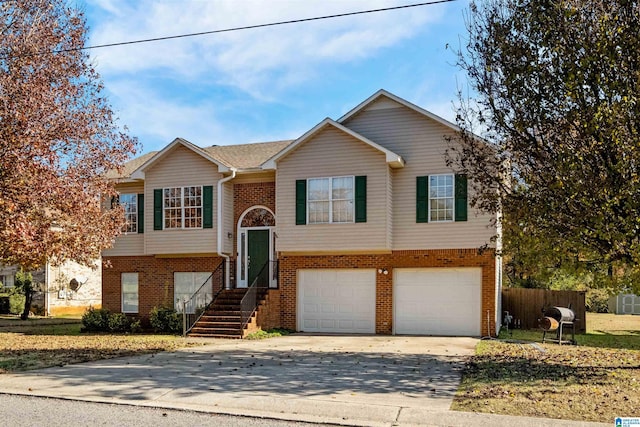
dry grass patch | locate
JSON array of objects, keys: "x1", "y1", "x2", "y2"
[
  {"x1": 453, "y1": 313, "x2": 640, "y2": 422},
  {"x1": 0, "y1": 322, "x2": 201, "y2": 373}
]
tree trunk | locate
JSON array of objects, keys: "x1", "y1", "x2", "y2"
[{"x1": 20, "y1": 289, "x2": 33, "y2": 320}]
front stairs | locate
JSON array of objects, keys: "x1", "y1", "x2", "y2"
[{"x1": 188, "y1": 288, "x2": 265, "y2": 339}]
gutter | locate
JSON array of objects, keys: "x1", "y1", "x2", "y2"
[{"x1": 217, "y1": 169, "x2": 237, "y2": 289}]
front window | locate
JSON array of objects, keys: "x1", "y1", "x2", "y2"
[
  {"x1": 429, "y1": 174, "x2": 454, "y2": 222},
  {"x1": 120, "y1": 194, "x2": 137, "y2": 233},
  {"x1": 164, "y1": 186, "x2": 202, "y2": 229},
  {"x1": 121, "y1": 273, "x2": 138, "y2": 313},
  {"x1": 308, "y1": 176, "x2": 354, "y2": 224},
  {"x1": 174, "y1": 272, "x2": 212, "y2": 313},
  {"x1": 0, "y1": 274, "x2": 14, "y2": 289}
]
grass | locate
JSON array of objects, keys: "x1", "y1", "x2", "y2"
[
  {"x1": 0, "y1": 319, "x2": 201, "y2": 373},
  {"x1": 452, "y1": 313, "x2": 640, "y2": 422},
  {"x1": 244, "y1": 328, "x2": 292, "y2": 340}
]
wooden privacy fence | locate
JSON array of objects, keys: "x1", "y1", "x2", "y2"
[{"x1": 502, "y1": 288, "x2": 586, "y2": 333}]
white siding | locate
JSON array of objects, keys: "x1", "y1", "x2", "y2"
[
  {"x1": 343, "y1": 99, "x2": 495, "y2": 250},
  {"x1": 103, "y1": 182, "x2": 144, "y2": 256},
  {"x1": 276, "y1": 126, "x2": 391, "y2": 253},
  {"x1": 145, "y1": 145, "x2": 221, "y2": 255},
  {"x1": 46, "y1": 259, "x2": 102, "y2": 314}
]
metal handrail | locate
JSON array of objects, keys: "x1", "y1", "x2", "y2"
[
  {"x1": 181, "y1": 262, "x2": 225, "y2": 336},
  {"x1": 239, "y1": 260, "x2": 271, "y2": 329}
]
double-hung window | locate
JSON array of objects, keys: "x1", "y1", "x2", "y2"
[
  {"x1": 416, "y1": 174, "x2": 467, "y2": 223},
  {"x1": 429, "y1": 174, "x2": 454, "y2": 222},
  {"x1": 120, "y1": 194, "x2": 138, "y2": 233},
  {"x1": 164, "y1": 186, "x2": 202, "y2": 229},
  {"x1": 174, "y1": 272, "x2": 212, "y2": 313},
  {"x1": 308, "y1": 176, "x2": 354, "y2": 224},
  {"x1": 121, "y1": 273, "x2": 139, "y2": 313}
]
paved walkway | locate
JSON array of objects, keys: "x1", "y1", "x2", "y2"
[{"x1": 0, "y1": 335, "x2": 608, "y2": 427}]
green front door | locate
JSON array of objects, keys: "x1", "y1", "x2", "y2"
[{"x1": 247, "y1": 229, "x2": 270, "y2": 286}]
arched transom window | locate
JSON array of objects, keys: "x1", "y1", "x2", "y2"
[{"x1": 240, "y1": 208, "x2": 275, "y2": 227}]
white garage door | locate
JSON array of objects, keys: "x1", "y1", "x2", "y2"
[
  {"x1": 394, "y1": 268, "x2": 481, "y2": 336},
  {"x1": 298, "y1": 269, "x2": 376, "y2": 333}
]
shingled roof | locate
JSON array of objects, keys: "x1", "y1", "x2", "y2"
[
  {"x1": 109, "y1": 139, "x2": 293, "y2": 180},
  {"x1": 203, "y1": 140, "x2": 293, "y2": 169},
  {"x1": 106, "y1": 150, "x2": 158, "y2": 179}
]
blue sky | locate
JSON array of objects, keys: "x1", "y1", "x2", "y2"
[{"x1": 84, "y1": 0, "x2": 471, "y2": 155}]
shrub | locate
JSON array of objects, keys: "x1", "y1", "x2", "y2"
[
  {"x1": 108, "y1": 313, "x2": 131, "y2": 332},
  {"x1": 129, "y1": 319, "x2": 142, "y2": 334},
  {"x1": 82, "y1": 307, "x2": 111, "y2": 331},
  {"x1": 149, "y1": 306, "x2": 182, "y2": 334},
  {"x1": 586, "y1": 288, "x2": 610, "y2": 313},
  {"x1": 0, "y1": 296, "x2": 9, "y2": 314},
  {"x1": 9, "y1": 292, "x2": 25, "y2": 315}
]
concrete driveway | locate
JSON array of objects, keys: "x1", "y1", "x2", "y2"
[{"x1": 0, "y1": 334, "x2": 477, "y2": 426}]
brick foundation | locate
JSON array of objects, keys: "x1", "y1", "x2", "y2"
[
  {"x1": 102, "y1": 256, "x2": 224, "y2": 321},
  {"x1": 278, "y1": 249, "x2": 497, "y2": 336}
]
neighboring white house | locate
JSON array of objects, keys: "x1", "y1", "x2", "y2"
[{"x1": 0, "y1": 260, "x2": 101, "y2": 316}]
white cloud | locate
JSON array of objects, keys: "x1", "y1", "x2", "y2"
[
  {"x1": 88, "y1": 1, "x2": 444, "y2": 96},
  {"x1": 105, "y1": 79, "x2": 232, "y2": 150}
]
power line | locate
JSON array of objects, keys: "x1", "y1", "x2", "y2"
[{"x1": 64, "y1": 0, "x2": 457, "y2": 53}]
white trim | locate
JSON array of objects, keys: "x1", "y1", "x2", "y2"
[
  {"x1": 130, "y1": 137, "x2": 229, "y2": 179},
  {"x1": 261, "y1": 118, "x2": 404, "y2": 170},
  {"x1": 428, "y1": 174, "x2": 455, "y2": 223},
  {"x1": 236, "y1": 206, "x2": 277, "y2": 288},
  {"x1": 121, "y1": 272, "x2": 139, "y2": 314},
  {"x1": 306, "y1": 176, "x2": 355, "y2": 224},
  {"x1": 338, "y1": 89, "x2": 461, "y2": 132},
  {"x1": 119, "y1": 193, "x2": 138, "y2": 233},
  {"x1": 217, "y1": 169, "x2": 236, "y2": 290},
  {"x1": 162, "y1": 185, "x2": 204, "y2": 230}
]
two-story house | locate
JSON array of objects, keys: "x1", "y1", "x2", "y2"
[{"x1": 103, "y1": 90, "x2": 501, "y2": 337}]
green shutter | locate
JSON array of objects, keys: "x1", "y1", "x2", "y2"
[
  {"x1": 137, "y1": 194, "x2": 144, "y2": 234},
  {"x1": 355, "y1": 176, "x2": 367, "y2": 223},
  {"x1": 455, "y1": 174, "x2": 468, "y2": 222},
  {"x1": 153, "y1": 189, "x2": 163, "y2": 230},
  {"x1": 296, "y1": 180, "x2": 306, "y2": 225},
  {"x1": 416, "y1": 176, "x2": 428, "y2": 223},
  {"x1": 203, "y1": 185, "x2": 213, "y2": 229}
]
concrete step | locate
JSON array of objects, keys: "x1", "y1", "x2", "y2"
[{"x1": 188, "y1": 333, "x2": 242, "y2": 339}]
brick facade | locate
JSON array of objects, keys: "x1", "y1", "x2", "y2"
[
  {"x1": 277, "y1": 249, "x2": 497, "y2": 336},
  {"x1": 102, "y1": 256, "x2": 224, "y2": 322},
  {"x1": 233, "y1": 182, "x2": 276, "y2": 228},
  {"x1": 231, "y1": 181, "x2": 276, "y2": 287}
]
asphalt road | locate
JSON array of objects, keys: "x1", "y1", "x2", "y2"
[{"x1": 0, "y1": 393, "x2": 338, "y2": 427}]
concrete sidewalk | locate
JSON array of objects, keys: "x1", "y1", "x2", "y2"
[{"x1": 0, "y1": 335, "x2": 608, "y2": 427}]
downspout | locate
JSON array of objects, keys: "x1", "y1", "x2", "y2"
[{"x1": 217, "y1": 169, "x2": 237, "y2": 289}]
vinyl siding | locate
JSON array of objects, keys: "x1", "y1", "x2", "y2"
[
  {"x1": 233, "y1": 171, "x2": 275, "y2": 184},
  {"x1": 144, "y1": 145, "x2": 221, "y2": 255},
  {"x1": 103, "y1": 182, "x2": 144, "y2": 256},
  {"x1": 222, "y1": 180, "x2": 234, "y2": 254},
  {"x1": 343, "y1": 99, "x2": 495, "y2": 250},
  {"x1": 276, "y1": 126, "x2": 390, "y2": 252}
]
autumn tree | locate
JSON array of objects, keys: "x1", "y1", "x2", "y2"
[
  {"x1": 0, "y1": 0, "x2": 137, "y2": 278},
  {"x1": 449, "y1": 0, "x2": 640, "y2": 292}
]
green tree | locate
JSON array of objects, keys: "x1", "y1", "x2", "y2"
[
  {"x1": 0, "y1": 0, "x2": 137, "y2": 271},
  {"x1": 449, "y1": 0, "x2": 640, "y2": 292}
]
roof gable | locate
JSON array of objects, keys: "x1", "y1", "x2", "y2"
[
  {"x1": 338, "y1": 89, "x2": 460, "y2": 132},
  {"x1": 262, "y1": 118, "x2": 404, "y2": 170},
  {"x1": 130, "y1": 138, "x2": 230, "y2": 179}
]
